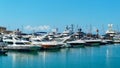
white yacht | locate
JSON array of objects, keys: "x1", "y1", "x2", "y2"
[
  {"x1": 40, "y1": 41, "x2": 63, "y2": 49},
  {"x1": 113, "y1": 34, "x2": 120, "y2": 43},
  {"x1": 3, "y1": 36, "x2": 41, "y2": 51},
  {"x1": 67, "y1": 39, "x2": 85, "y2": 47},
  {"x1": 106, "y1": 24, "x2": 116, "y2": 37},
  {"x1": 39, "y1": 35, "x2": 72, "y2": 49},
  {"x1": 81, "y1": 36, "x2": 101, "y2": 46},
  {"x1": 84, "y1": 39, "x2": 102, "y2": 46},
  {"x1": 79, "y1": 36, "x2": 102, "y2": 46},
  {"x1": 30, "y1": 37, "x2": 42, "y2": 45}
]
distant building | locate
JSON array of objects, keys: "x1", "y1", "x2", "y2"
[
  {"x1": 4, "y1": 30, "x2": 13, "y2": 34},
  {"x1": 0, "y1": 26, "x2": 6, "y2": 33},
  {"x1": 0, "y1": 26, "x2": 13, "y2": 34}
]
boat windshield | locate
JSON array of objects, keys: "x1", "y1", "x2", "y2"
[
  {"x1": 33, "y1": 40, "x2": 41, "y2": 42},
  {"x1": 15, "y1": 38, "x2": 19, "y2": 40}
]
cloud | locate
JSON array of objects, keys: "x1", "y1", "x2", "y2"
[{"x1": 24, "y1": 25, "x2": 50, "y2": 31}]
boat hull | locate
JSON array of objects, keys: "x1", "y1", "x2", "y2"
[
  {"x1": 85, "y1": 42, "x2": 100, "y2": 46},
  {"x1": 69, "y1": 43, "x2": 85, "y2": 48},
  {"x1": 0, "y1": 50, "x2": 7, "y2": 54},
  {"x1": 41, "y1": 45, "x2": 61, "y2": 50},
  {"x1": 4, "y1": 45, "x2": 41, "y2": 51}
]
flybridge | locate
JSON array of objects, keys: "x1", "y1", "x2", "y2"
[{"x1": 106, "y1": 24, "x2": 116, "y2": 37}]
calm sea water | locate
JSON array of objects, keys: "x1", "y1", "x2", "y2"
[{"x1": 1, "y1": 44, "x2": 120, "y2": 68}]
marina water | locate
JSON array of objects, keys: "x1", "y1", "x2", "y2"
[{"x1": 1, "y1": 44, "x2": 120, "y2": 68}]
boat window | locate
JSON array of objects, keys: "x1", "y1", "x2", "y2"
[
  {"x1": 6, "y1": 42, "x2": 13, "y2": 45},
  {"x1": 25, "y1": 42, "x2": 31, "y2": 45},
  {"x1": 15, "y1": 42, "x2": 25, "y2": 45},
  {"x1": 4, "y1": 37, "x2": 12, "y2": 40},
  {"x1": 22, "y1": 38, "x2": 29, "y2": 41},
  {"x1": 15, "y1": 38, "x2": 19, "y2": 40}
]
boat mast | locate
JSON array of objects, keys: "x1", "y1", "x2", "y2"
[
  {"x1": 102, "y1": 24, "x2": 105, "y2": 35},
  {"x1": 116, "y1": 24, "x2": 119, "y2": 33},
  {"x1": 71, "y1": 24, "x2": 74, "y2": 34}
]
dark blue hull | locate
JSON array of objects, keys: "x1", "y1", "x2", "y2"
[{"x1": 0, "y1": 50, "x2": 7, "y2": 54}]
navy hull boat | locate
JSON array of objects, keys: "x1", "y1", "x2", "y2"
[{"x1": 0, "y1": 49, "x2": 7, "y2": 54}]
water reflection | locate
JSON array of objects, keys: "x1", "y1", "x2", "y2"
[
  {"x1": 1, "y1": 45, "x2": 120, "y2": 68},
  {"x1": 0, "y1": 53, "x2": 8, "y2": 56}
]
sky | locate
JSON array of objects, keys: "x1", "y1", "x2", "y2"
[{"x1": 0, "y1": 0, "x2": 120, "y2": 34}]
